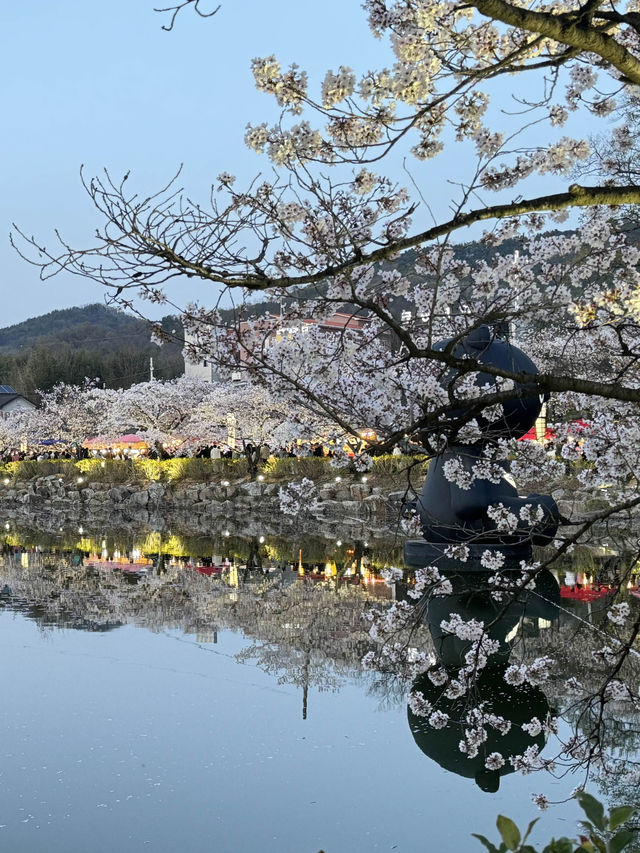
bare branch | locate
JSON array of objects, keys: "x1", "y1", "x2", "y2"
[{"x1": 154, "y1": 0, "x2": 220, "y2": 32}]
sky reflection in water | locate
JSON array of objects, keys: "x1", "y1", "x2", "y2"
[{"x1": 0, "y1": 593, "x2": 585, "y2": 853}]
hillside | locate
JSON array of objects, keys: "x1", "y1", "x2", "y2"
[
  {"x1": 0, "y1": 305, "x2": 184, "y2": 397},
  {"x1": 0, "y1": 304, "x2": 161, "y2": 353}
]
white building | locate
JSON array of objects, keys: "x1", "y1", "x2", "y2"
[{"x1": 0, "y1": 385, "x2": 36, "y2": 417}]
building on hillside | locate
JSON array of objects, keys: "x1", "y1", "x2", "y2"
[
  {"x1": 0, "y1": 385, "x2": 36, "y2": 417},
  {"x1": 184, "y1": 311, "x2": 372, "y2": 381},
  {"x1": 183, "y1": 347, "x2": 217, "y2": 382}
]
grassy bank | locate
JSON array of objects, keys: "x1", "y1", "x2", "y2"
[{"x1": 0, "y1": 455, "x2": 429, "y2": 486}]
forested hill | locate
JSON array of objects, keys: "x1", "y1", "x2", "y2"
[
  {"x1": 0, "y1": 304, "x2": 151, "y2": 353},
  {"x1": 0, "y1": 304, "x2": 184, "y2": 398}
]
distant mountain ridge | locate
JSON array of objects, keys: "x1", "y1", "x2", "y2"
[
  {"x1": 0, "y1": 304, "x2": 184, "y2": 397},
  {"x1": 0, "y1": 303, "x2": 157, "y2": 353}
]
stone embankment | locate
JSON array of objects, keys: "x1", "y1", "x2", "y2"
[{"x1": 0, "y1": 475, "x2": 410, "y2": 540}]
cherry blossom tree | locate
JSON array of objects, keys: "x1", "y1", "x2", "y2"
[
  {"x1": 33, "y1": 382, "x2": 116, "y2": 448},
  {"x1": 100, "y1": 377, "x2": 215, "y2": 449},
  {"x1": 11, "y1": 0, "x2": 640, "y2": 799}
]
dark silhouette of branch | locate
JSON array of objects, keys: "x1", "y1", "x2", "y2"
[{"x1": 154, "y1": 0, "x2": 220, "y2": 31}]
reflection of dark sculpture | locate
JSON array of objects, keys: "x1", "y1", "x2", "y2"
[
  {"x1": 408, "y1": 663, "x2": 548, "y2": 792},
  {"x1": 407, "y1": 570, "x2": 559, "y2": 791},
  {"x1": 405, "y1": 325, "x2": 559, "y2": 571},
  {"x1": 426, "y1": 569, "x2": 560, "y2": 667}
]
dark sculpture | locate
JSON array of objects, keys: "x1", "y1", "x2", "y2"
[{"x1": 404, "y1": 325, "x2": 559, "y2": 571}]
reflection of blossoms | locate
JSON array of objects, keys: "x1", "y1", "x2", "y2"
[
  {"x1": 278, "y1": 478, "x2": 320, "y2": 516},
  {"x1": 592, "y1": 645, "x2": 619, "y2": 665},
  {"x1": 604, "y1": 679, "x2": 632, "y2": 701}
]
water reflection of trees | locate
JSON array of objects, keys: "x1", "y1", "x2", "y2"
[
  {"x1": 0, "y1": 518, "x2": 406, "y2": 574},
  {"x1": 2, "y1": 549, "x2": 639, "y2": 804},
  {"x1": 0, "y1": 509, "x2": 407, "y2": 569},
  {"x1": 0, "y1": 553, "x2": 378, "y2": 719}
]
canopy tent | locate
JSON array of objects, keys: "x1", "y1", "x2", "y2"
[
  {"x1": 83, "y1": 434, "x2": 148, "y2": 450},
  {"x1": 117, "y1": 434, "x2": 146, "y2": 446}
]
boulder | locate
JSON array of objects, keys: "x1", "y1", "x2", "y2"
[
  {"x1": 349, "y1": 483, "x2": 371, "y2": 500},
  {"x1": 128, "y1": 491, "x2": 149, "y2": 507}
]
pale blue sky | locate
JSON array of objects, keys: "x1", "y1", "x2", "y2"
[
  {"x1": 2, "y1": 1, "x2": 597, "y2": 327},
  {"x1": 2, "y1": 1, "x2": 387, "y2": 326}
]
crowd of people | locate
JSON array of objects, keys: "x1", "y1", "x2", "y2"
[{"x1": 0, "y1": 439, "x2": 345, "y2": 465}]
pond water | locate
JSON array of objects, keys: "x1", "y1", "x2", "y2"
[{"x1": 0, "y1": 526, "x2": 635, "y2": 853}]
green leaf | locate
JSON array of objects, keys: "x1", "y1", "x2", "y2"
[
  {"x1": 541, "y1": 838, "x2": 575, "y2": 853},
  {"x1": 522, "y1": 819, "x2": 540, "y2": 846},
  {"x1": 472, "y1": 833, "x2": 500, "y2": 853},
  {"x1": 576, "y1": 793, "x2": 607, "y2": 831},
  {"x1": 608, "y1": 806, "x2": 635, "y2": 831},
  {"x1": 608, "y1": 828, "x2": 634, "y2": 853},
  {"x1": 497, "y1": 815, "x2": 522, "y2": 851}
]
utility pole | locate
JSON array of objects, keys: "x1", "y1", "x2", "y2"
[
  {"x1": 511, "y1": 249, "x2": 520, "y2": 345},
  {"x1": 149, "y1": 357, "x2": 155, "y2": 382}
]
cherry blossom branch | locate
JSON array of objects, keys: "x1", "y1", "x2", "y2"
[{"x1": 469, "y1": 0, "x2": 640, "y2": 84}]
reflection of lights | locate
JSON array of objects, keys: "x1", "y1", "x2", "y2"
[
  {"x1": 257, "y1": 475, "x2": 264, "y2": 481},
  {"x1": 77, "y1": 476, "x2": 84, "y2": 484},
  {"x1": 363, "y1": 541, "x2": 369, "y2": 547},
  {"x1": 361, "y1": 476, "x2": 368, "y2": 483},
  {"x1": 504, "y1": 623, "x2": 520, "y2": 643},
  {"x1": 259, "y1": 535, "x2": 265, "y2": 543},
  {"x1": 336, "y1": 540, "x2": 342, "y2": 547},
  {"x1": 101, "y1": 461, "x2": 106, "y2": 468},
  {"x1": 78, "y1": 526, "x2": 84, "y2": 534},
  {"x1": 3, "y1": 477, "x2": 9, "y2": 485},
  {"x1": 223, "y1": 530, "x2": 230, "y2": 537},
  {"x1": 221, "y1": 480, "x2": 230, "y2": 487},
  {"x1": 4, "y1": 523, "x2": 9, "y2": 530},
  {"x1": 335, "y1": 476, "x2": 342, "y2": 482}
]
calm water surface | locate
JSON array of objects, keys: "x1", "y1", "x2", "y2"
[{"x1": 1, "y1": 604, "x2": 584, "y2": 852}]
